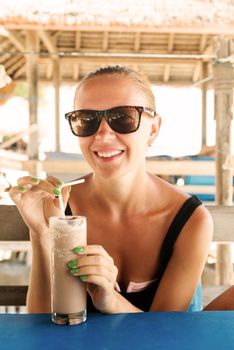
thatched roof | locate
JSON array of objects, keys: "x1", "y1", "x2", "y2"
[
  {"x1": 0, "y1": 1, "x2": 233, "y2": 86},
  {"x1": 0, "y1": 0, "x2": 233, "y2": 28}
]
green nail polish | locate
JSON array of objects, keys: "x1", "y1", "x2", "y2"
[
  {"x1": 57, "y1": 181, "x2": 63, "y2": 187},
  {"x1": 53, "y1": 188, "x2": 61, "y2": 196},
  {"x1": 67, "y1": 260, "x2": 77, "y2": 268},
  {"x1": 79, "y1": 275, "x2": 88, "y2": 280},
  {"x1": 19, "y1": 186, "x2": 26, "y2": 191},
  {"x1": 73, "y1": 247, "x2": 84, "y2": 253},
  {"x1": 31, "y1": 177, "x2": 39, "y2": 183},
  {"x1": 70, "y1": 268, "x2": 79, "y2": 274}
]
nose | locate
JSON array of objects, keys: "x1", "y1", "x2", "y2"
[{"x1": 94, "y1": 117, "x2": 116, "y2": 140}]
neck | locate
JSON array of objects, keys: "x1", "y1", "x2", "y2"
[{"x1": 90, "y1": 169, "x2": 154, "y2": 216}]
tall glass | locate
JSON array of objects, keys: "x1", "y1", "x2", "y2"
[{"x1": 49, "y1": 216, "x2": 87, "y2": 325}]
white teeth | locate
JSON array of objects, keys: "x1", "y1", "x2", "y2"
[{"x1": 97, "y1": 150, "x2": 122, "y2": 158}]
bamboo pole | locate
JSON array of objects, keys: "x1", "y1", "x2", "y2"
[
  {"x1": 201, "y1": 62, "x2": 208, "y2": 146},
  {"x1": 53, "y1": 58, "x2": 60, "y2": 151},
  {"x1": 214, "y1": 37, "x2": 234, "y2": 285},
  {"x1": 26, "y1": 30, "x2": 39, "y2": 175}
]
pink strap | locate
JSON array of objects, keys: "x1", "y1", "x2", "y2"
[{"x1": 115, "y1": 279, "x2": 157, "y2": 293}]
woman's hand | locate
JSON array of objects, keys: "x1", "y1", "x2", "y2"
[
  {"x1": 9, "y1": 175, "x2": 70, "y2": 236},
  {"x1": 68, "y1": 245, "x2": 119, "y2": 314}
]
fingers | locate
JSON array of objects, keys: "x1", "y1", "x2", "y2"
[
  {"x1": 70, "y1": 264, "x2": 117, "y2": 285},
  {"x1": 68, "y1": 245, "x2": 118, "y2": 286},
  {"x1": 11, "y1": 175, "x2": 66, "y2": 198},
  {"x1": 30, "y1": 176, "x2": 63, "y2": 197},
  {"x1": 9, "y1": 185, "x2": 26, "y2": 204},
  {"x1": 9, "y1": 175, "x2": 69, "y2": 209},
  {"x1": 73, "y1": 245, "x2": 114, "y2": 264},
  {"x1": 17, "y1": 176, "x2": 40, "y2": 187}
]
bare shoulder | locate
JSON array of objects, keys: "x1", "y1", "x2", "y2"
[
  {"x1": 175, "y1": 200, "x2": 214, "y2": 250},
  {"x1": 187, "y1": 201, "x2": 213, "y2": 233}
]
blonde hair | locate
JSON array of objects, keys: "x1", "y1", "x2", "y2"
[{"x1": 76, "y1": 65, "x2": 156, "y2": 110}]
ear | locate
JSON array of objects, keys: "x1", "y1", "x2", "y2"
[{"x1": 148, "y1": 115, "x2": 161, "y2": 145}]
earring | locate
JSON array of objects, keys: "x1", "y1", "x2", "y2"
[
  {"x1": 146, "y1": 139, "x2": 152, "y2": 157},
  {"x1": 147, "y1": 139, "x2": 152, "y2": 147}
]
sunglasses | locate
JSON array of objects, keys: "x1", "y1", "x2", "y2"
[{"x1": 65, "y1": 105, "x2": 156, "y2": 137}]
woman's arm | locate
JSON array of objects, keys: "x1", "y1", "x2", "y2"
[
  {"x1": 204, "y1": 286, "x2": 234, "y2": 310},
  {"x1": 150, "y1": 205, "x2": 213, "y2": 311},
  {"x1": 9, "y1": 175, "x2": 70, "y2": 313},
  {"x1": 27, "y1": 230, "x2": 52, "y2": 313}
]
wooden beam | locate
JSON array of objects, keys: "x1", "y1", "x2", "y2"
[
  {"x1": 13, "y1": 64, "x2": 26, "y2": 79},
  {"x1": 3, "y1": 29, "x2": 25, "y2": 52},
  {"x1": 73, "y1": 31, "x2": 81, "y2": 80},
  {"x1": 46, "y1": 61, "x2": 53, "y2": 79},
  {"x1": 0, "y1": 38, "x2": 12, "y2": 51},
  {"x1": 146, "y1": 159, "x2": 216, "y2": 175},
  {"x1": 38, "y1": 29, "x2": 57, "y2": 54},
  {"x1": 201, "y1": 62, "x2": 208, "y2": 146},
  {"x1": 26, "y1": 30, "x2": 39, "y2": 163},
  {"x1": 0, "y1": 286, "x2": 28, "y2": 306},
  {"x1": 0, "y1": 124, "x2": 37, "y2": 150},
  {"x1": 193, "y1": 62, "x2": 202, "y2": 82},
  {"x1": 199, "y1": 34, "x2": 207, "y2": 53},
  {"x1": 163, "y1": 64, "x2": 170, "y2": 82},
  {"x1": 0, "y1": 158, "x2": 218, "y2": 176},
  {"x1": 168, "y1": 33, "x2": 175, "y2": 52},
  {"x1": 3, "y1": 54, "x2": 20, "y2": 70},
  {"x1": 3, "y1": 23, "x2": 234, "y2": 35},
  {"x1": 53, "y1": 58, "x2": 61, "y2": 151},
  {"x1": 102, "y1": 31, "x2": 109, "y2": 51},
  {"x1": 214, "y1": 37, "x2": 234, "y2": 286},
  {"x1": 0, "y1": 52, "x2": 11, "y2": 64},
  {"x1": 206, "y1": 205, "x2": 234, "y2": 242},
  {"x1": 202, "y1": 44, "x2": 213, "y2": 61},
  {"x1": 134, "y1": 32, "x2": 141, "y2": 52},
  {"x1": 40, "y1": 56, "x2": 199, "y2": 65},
  {"x1": 177, "y1": 185, "x2": 216, "y2": 194},
  {"x1": 7, "y1": 56, "x2": 25, "y2": 75},
  {"x1": 73, "y1": 64, "x2": 80, "y2": 81},
  {"x1": 75, "y1": 31, "x2": 81, "y2": 50},
  {"x1": 0, "y1": 242, "x2": 31, "y2": 250},
  {"x1": 0, "y1": 205, "x2": 29, "y2": 241}
]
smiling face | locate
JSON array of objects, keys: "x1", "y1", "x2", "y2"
[{"x1": 74, "y1": 74, "x2": 160, "y2": 179}]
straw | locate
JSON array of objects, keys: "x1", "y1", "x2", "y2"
[{"x1": 58, "y1": 179, "x2": 85, "y2": 216}]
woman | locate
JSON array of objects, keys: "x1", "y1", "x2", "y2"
[{"x1": 9, "y1": 65, "x2": 213, "y2": 313}]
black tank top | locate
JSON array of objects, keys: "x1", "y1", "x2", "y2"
[{"x1": 65, "y1": 195, "x2": 202, "y2": 312}]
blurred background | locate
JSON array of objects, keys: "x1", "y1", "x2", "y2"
[{"x1": 0, "y1": 0, "x2": 234, "y2": 312}]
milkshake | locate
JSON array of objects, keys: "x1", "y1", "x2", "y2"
[{"x1": 49, "y1": 216, "x2": 87, "y2": 325}]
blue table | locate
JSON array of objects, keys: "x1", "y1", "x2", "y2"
[{"x1": 0, "y1": 312, "x2": 234, "y2": 350}]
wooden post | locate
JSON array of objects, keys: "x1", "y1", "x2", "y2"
[
  {"x1": 202, "y1": 62, "x2": 208, "y2": 146},
  {"x1": 26, "y1": 30, "x2": 39, "y2": 175},
  {"x1": 213, "y1": 37, "x2": 234, "y2": 285},
  {"x1": 53, "y1": 58, "x2": 61, "y2": 151}
]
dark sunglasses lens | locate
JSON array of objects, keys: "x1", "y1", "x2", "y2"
[
  {"x1": 108, "y1": 107, "x2": 140, "y2": 134},
  {"x1": 70, "y1": 111, "x2": 100, "y2": 136}
]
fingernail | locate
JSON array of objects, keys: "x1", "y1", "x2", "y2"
[
  {"x1": 31, "y1": 177, "x2": 39, "y2": 183},
  {"x1": 79, "y1": 275, "x2": 88, "y2": 280},
  {"x1": 70, "y1": 268, "x2": 79, "y2": 274},
  {"x1": 57, "y1": 181, "x2": 63, "y2": 187},
  {"x1": 73, "y1": 247, "x2": 84, "y2": 253},
  {"x1": 68, "y1": 186, "x2": 72, "y2": 193},
  {"x1": 53, "y1": 188, "x2": 61, "y2": 196},
  {"x1": 19, "y1": 186, "x2": 26, "y2": 191},
  {"x1": 67, "y1": 260, "x2": 77, "y2": 268}
]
